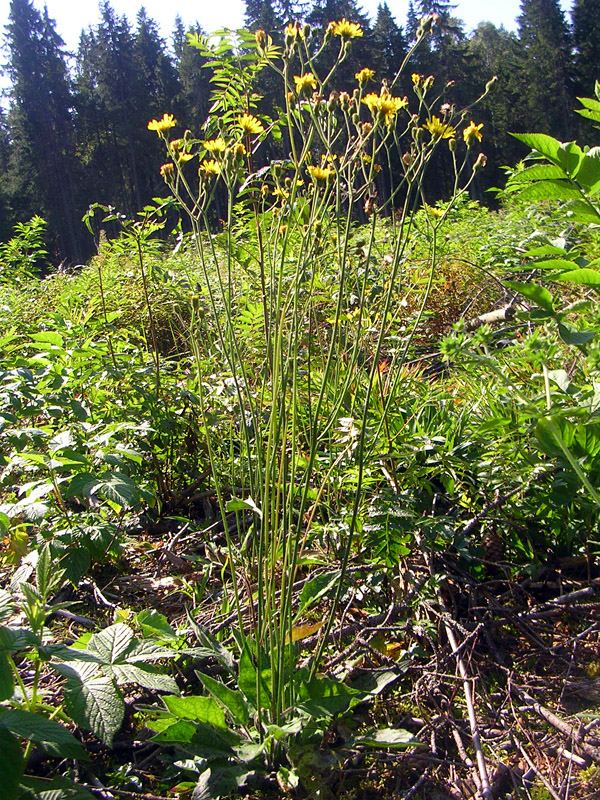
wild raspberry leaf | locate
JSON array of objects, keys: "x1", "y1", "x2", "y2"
[
  {"x1": 87, "y1": 623, "x2": 135, "y2": 664},
  {"x1": 0, "y1": 708, "x2": 86, "y2": 759},
  {"x1": 58, "y1": 661, "x2": 124, "y2": 747},
  {"x1": 0, "y1": 728, "x2": 23, "y2": 800}
]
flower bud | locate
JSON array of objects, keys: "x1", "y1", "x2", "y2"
[
  {"x1": 485, "y1": 75, "x2": 498, "y2": 94},
  {"x1": 473, "y1": 152, "x2": 487, "y2": 171}
]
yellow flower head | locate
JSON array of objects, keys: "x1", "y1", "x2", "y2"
[
  {"x1": 307, "y1": 164, "x2": 334, "y2": 185},
  {"x1": 285, "y1": 21, "x2": 304, "y2": 43},
  {"x1": 294, "y1": 72, "x2": 318, "y2": 96},
  {"x1": 199, "y1": 159, "x2": 221, "y2": 176},
  {"x1": 160, "y1": 163, "x2": 174, "y2": 180},
  {"x1": 362, "y1": 92, "x2": 408, "y2": 125},
  {"x1": 231, "y1": 143, "x2": 247, "y2": 160},
  {"x1": 203, "y1": 137, "x2": 227, "y2": 154},
  {"x1": 463, "y1": 120, "x2": 484, "y2": 146},
  {"x1": 355, "y1": 67, "x2": 375, "y2": 86},
  {"x1": 423, "y1": 115, "x2": 456, "y2": 140},
  {"x1": 412, "y1": 73, "x2": 422, "y2": 85},
  {"x1": 237, "y1": 113, "x2": 264, "y2": 136},
  {"x1": 147, "y1": 113, "x2": 177, "y2": 135},
  {"x1": 255, "y1": 29, "x2": 267, "y2": 47},
  {"x1": 330, "y1": 18, "x2": 363, "y2": 40}
]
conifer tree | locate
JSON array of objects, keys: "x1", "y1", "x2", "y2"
[
  {"x1": 372, "y1": 3, "x2": 406, "y2": 82},
  {"x1": 517, "y1": 0, "x2": 573, "y2": 139},
  {"x1": 571, "y1": 0, "x2": 600, "y2": 98},
  {"x1": 5, "y1": 0, "x2": 82, "y2": 260}
]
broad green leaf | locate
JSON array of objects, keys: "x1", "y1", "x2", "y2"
[
  {"x1": 225, "y1": 496, "x2": 262, "y2": 518},
  {"x1": 192, "y1": 764, "x2": 254, "y2": 800},
  {"x1": 297, "y1": 675, "x2": 361, "y2": 717},
  {"x1": 527, "y1": 259, "x2": 578, "y2": 271},
  {"x1": 505, "y1": 281, "x2": 554, "y2": 312},
  {"x1": 573, "y1": 147, "x2": 600, "y2": 193},
  {"x1": 0, "y1": 709, "x2": 85, "y2": 759},
  {"x1": 198, "y1": 672, "x2": 250, "y2": 727},
  {"x1": 298, "y1": 570, "x2": 341, "y2": 614},
  {"x1": 60, "y1": 547, "x2": 91, "y2": 585},
  {"x1": 578, "y1": 96, "x2": 600, "y2": 113},
  {"x1": 66, "y1": 473, "x2": 102, "y2": 500},
  {"x1": 512, "y1": 179, "x2": 582, "y2": 202},
  {"x1": 564, "y1": 199, "x2": 600, "y2": 224},
  {"x1": 558, "y1": 322, "x2": 596, "y2": 346},
  {"x1": 60, "y1": 663, "x2": 124, "y2": 746},
  {"x1": 238, "y1": 645, "x2": 271, "y2": 711},
  {"x1": 19, "y1": 775, "x2": 95, "y2": 799},
  {"x1": 31, "y1": 332, "x2": 63, "y2": 347},
  {"x1": 98, "y1": 473, "x2": 141, "y2": 510},
  {"x1": 88, "y1": 623, "x2": 134, "y2": 664},
  {"x1": 576, "y1": 108, "x2": 600, "y2": 124},
  {"x1": 509, "y1": 164, "x2": 566, "y2": 183},
  {"x1": 136, "y1": 610, "x2": 177, "y2": 641},
  {"x1": 0, "y1": 590, "x2": 14, "y2": 623},
  {"x1": 554, "y1": 268, "x2": 600, "y2": 285},
  {"x1": 535, "y1": 416, "x2": 575, "y2": 459},
  {"x1": 348, "y1": 727, "x2": 420, "y2": 748},
  {"x1": 186, "y1": 612, "x2": 235, "y2": 672},
  {"x1": 557, "y1": 141, "x2": 583, "y2": 175},
  {"x1": 546, "y1": 370, "x2": 570, "y2": 393},
  {"x1": 511, "y1": 132, "x2": 561, "y2": 163},
  {"x1": 522, "y1": 245, "x2": 567, "y2": 257},
  {"x1": 111, "y1": 663, "x2": 179, "y2": 694},
  {"x1": 0, "y1": 653, "x2": 14, "y2": 701},
  {"x1": 0, "y1": 728, "x2": 23, "y2": 799},
  {"x1": 163, "y1": 694, "x2": 227, "y2": 728}
]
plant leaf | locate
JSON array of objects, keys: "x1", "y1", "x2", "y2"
[
  {"x1": 59, "y1": 663, "x2": 124, "y2": 746},
  {"x1": 197, "y1": 672, "x2": 250, "y2": 727},
  {"x1": 0, "y1": 708, "x2": 85, "y2": 759},
  {"x1": 0, "y1": 728, "x2": 23, "y2": 799},
  {"x1": 348, "y1": 727, "x2": 420, "y2": 748},
  {"x1": 505, "y1": 281, "x2": 554, "y2": 312}
]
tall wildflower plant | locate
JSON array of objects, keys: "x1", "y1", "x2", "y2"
[{"x1": 149, "y1": 18, "x2": 491, "y2": 734}]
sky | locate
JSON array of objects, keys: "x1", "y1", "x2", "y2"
[{"x1": 0, "y1": 0, "x2": 574, "y2": 54}]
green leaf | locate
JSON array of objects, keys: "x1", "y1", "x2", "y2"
[
  {"x1": 0, "y1": 728, "x2": 23, "y2": 799},
  {"x1": 528, "y1": 258, "x2": 578, "y2": 271},
  {"x1": 0, "y1": 590, "x2": 14, "y2": 624},
  {"x1": 163, "y1": 694, "x2": 227, "y2": 728},
  {"x1": 348, "y1": 727, "x2": 420, "y2": 748},
  {"x1": 554, "y1": 268, "x2": 600, "y2": 286},
  {"x1": 19, "y1": 775, "x2": 95, "y2": 799},
  {"x1": 111, "y1": 663, "x2": 179, "y2": 694},
  {"x1": 297, "y1": 675, "x2": 361, "y2": 717},
  {"x1": 509, "y1": 164, "x2": 566, "y2": 183},
  {"x1": 512, "y1": 179, "x2": 582, "y2": 202},
  {"x1": 573, "y1": 147, "x2": 600, "y2": 193},
  {"x1": 186, "y1": 612, "x2": 235, "y2": 672},
  {"x1": 136, "y1": 610, "x2": 177, "y2": 641},
  {"x1": 197, "y1": 673, "x2": 250, "y2": 727},
  {"x1": 0, "y1": 709, "x2": 85, "y2": 759},
  {"x1": 98, "y1": 473, "x2": 141, "y2": 510},
  {"x1": 535, "y1": 416, "x2": 575, "y2": 459},
  {"x1": 557, "y1": 321, "x2": 596, "y2": 346},
  {"x1": 59, "y1": 663, "x2": 124, "y2": 746},
  {"x1": 0, "y1": 653, "x2": 15, "y2": 701},
  {"x1": 238, "y1": 645, "x2": 271, "y2": 711},
  {"x1": 88, "y1": 624, "x2": 134, "y2": 664},
  {"x1": 298, "y1": 571, "x2": 341, "y2": 614},
  {"x1": 35, "y1": 543, "x2": 53, "y2": 597},
  {"x1": 505, "y1": 281, "x2": 554, "y2": 312},
  {"x1": 557, "y1": 141, "x2": 583, "y2": 175},
  {"x1": 31, "y1": 332, "x2": 63, "y2": 347},
  {"x1": 65, "y1": 473, "x2": 102, "y2": 500},
  {"x1": 511, "y1": 133, "x2": 561, "y2": 163}
]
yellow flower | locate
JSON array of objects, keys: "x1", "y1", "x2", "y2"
[
  {"x1": 199, "y1": 159, "x2": 221, "y2": 176},
  {"x1": 255, "y1": 29, "x2": 267, "y2": 47},
  {"x1": 355, "y1": 67, "x2": 375, "y2": 86},
  {"x1": 362, "y1": 92, "x2": 408, "y2": 125},
  {"x1": 160, "y1": 163, "x2": 174, "y2": 180},
  {"x1": 307, "y1": 164, "x2": 334, "y2": 185},
  {"x1": 463, "y1": 120, "x2": 484, "y2": 146},
  {"x1": 330, "y1": 18, "x2": 363, "y2": 40},
  {"x1": 237, "y1": 113, "x2": 264, "y2": 135},
  {"x1": 294, "y1": 73, "x2": 318, "y2": 96},
  {"x1": 203, "y1": 137, "x2": 227, "y2": 153},
  {"x1": 423, "y1": 115, "x2": 456, "y2": 140},
  {"x1": 412, "y1": 73, "x2": 422, "y2": 85},
  {"x1": 147, "y1": 113, "x2": 177, "y2": 135},
  {"x1": 178, "y1": 153, "x2": 194, "y2": 162},
  {"x1": 231, "y1": 143, "x2": 247, "y2": 160},
  {"x1": 284, "y1": 21, "x2": 304, "y2": 42}
]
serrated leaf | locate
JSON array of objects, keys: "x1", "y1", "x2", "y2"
[
  {"x1": 198, "y1": 673, "x2": 250, "y2": 727},
  {"x1": 111, "y1": 663, "x2": 179, "y2": 694},
  {"x1": 97, "y1": 473, "x2": 141, "y2": 510},
  {"x1": 554, "y1": 268, "x2": 600, "y2": 285},
  {"x1": 60, "y1": 662, "x2": 124, "y2": 746},
  {"x1": 88, "y1": 624, "x2": 134, "y2": 664},
  {"x1": 0, "y1": 728, "x2": 23, "y2": 799},
  {"x1": 0, "y1": 653, "x2": 14, "y2": 701},
  {"x1": 513, "y1": 179, "x2": 582, "y2": 202},
  {"x1": 164, "y1": 694, "x2": 227, "y2": 728},
  {"x1": 0, "y1": 709, "x2": 85, "y2": 759},
  {"x1": 135, "y1": 610, "x2": 177, "y2": 641},
  {"x1": 512, "y1": 132, "x2": 561, "y2": 162}
]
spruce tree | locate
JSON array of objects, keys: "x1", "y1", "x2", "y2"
[
  {"x1": 517, "y1": 0, "x2": 573, "y2": 139},
  {"x1": 5, "y1": 0, "x2": 83, "y2": 260},
  {"x1": 372, "y1": 3, "x2": 406, "y2": 82},
  {"x1": 571, "y1": 0, "x2": 600, "y2": 98}
]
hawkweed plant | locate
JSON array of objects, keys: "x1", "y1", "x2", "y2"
[{"x1": 148, "y1": 16, "x2": 492, "y2": 738}]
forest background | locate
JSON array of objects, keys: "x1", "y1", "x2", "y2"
[{"x1": 0, "y1": 0, "x2": 598, "y2": 266}]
